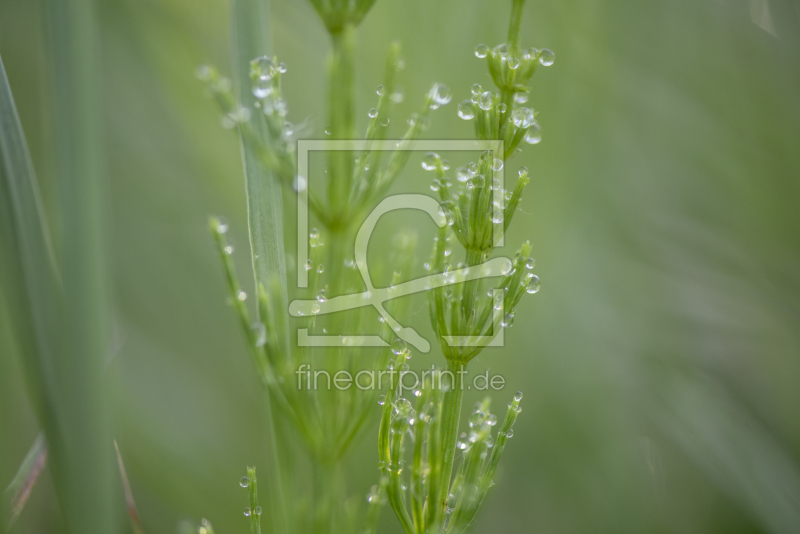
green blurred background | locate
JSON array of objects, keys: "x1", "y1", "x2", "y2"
[{"x1": 2, "y1": 0, "x2": 800, "y2": 532}]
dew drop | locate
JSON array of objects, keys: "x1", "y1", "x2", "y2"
[
  {"x1": 526, "y1": 275, "x2": 540, "y2": 294},
  {"x1": 316, "y1": 264, "x2": 325, "y2": 274},
  {"x1": 514, "y1": 92, "x2": 529, "y2": 104},
  {"x1": 324, "y1": 125, "x2": 332, "y2": 135},
  {"x1": 471, "y1": 83, "x2": 483, "y2": 96},
  {"x1": 508, "y1": 57, "x2": 520, "y2": 69},
  {"x1": 525, "y1": 123, "x2": 542, "y2": 144},
  {"x1": 378, "y1": 395, "x2": 386, "y2": 406},
  {"x1": 293, "y1": 175, "x2": 307, "y2": 192},
  {"x1": 244, "y1": 507, "x2": 251, "y2": 517},
  {"x1": 514, "y1": 391, "x2": 523, "y2": 401},
  {"x1": 478, "y1": 91, "x2": 493, "y2": 111},
  {"x1": 474, "y1": 44, "x2": 489, "y2": 58},
  {"x1": 376, "y1": 84, "x2": 385, "y2": 96},
  {"x1": 237, "y1": 290, "x2": 247, "y2": 301},
  {"x1": 224, "y1": 244, "x2": 234, "y2": 255},
  {"x1": 216, "y1": 217, "x2": 229, "y2": 234},
  {"x1": 492, "y1": 158, "x2": 504, "y2": 172},
  {"x1": 430, "y1": 83, "x2": 452, "y2": 107},
  {"x1": 240, "y1": 476, "x2": 250, "y2": 488},
  {"x1": 252, "y1": 78, "x2": 273, "y2": 99},
  {"x1": 458, "y1": 100, "x2": 474, "y2": 120},
  {"x1": 525, "y1": 258, "x2": 535, "y2": 270},
  {"x1": 391, "y1": 338, "x2": 408, "y2": 355},
  {"x1": 421, "y1": 152, "x2": 440, "y2": 171},
  {"x1": 368, "y1": 107, "x2": 378, "y2": 119},
  {"x1": 539, "y1": 48, "x2": 555, "y2": 66},
  {"x1": 491, "y1": 209, "x2": 504, "y2": 224},
  {"x1": 250, "y1": 56, "x2": 276, "y2": 81},
  {"x1": 506, "y1": 428, "x2": 514, "y2": 438}
]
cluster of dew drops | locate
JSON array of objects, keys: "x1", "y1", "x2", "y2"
[
  {"x1": 238, "y1": 476, "x2": 263, "y2": 518},
  {"x1": 457, "y1": 42, "x2": 555, "y2": 146}
]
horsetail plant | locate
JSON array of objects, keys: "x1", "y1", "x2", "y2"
[
  {"x1": 377, "y1": 0, "x2": 550, "y2": 531},
  {"x1": 201, "y1": 0, "x2": 550, "y2": 532}
]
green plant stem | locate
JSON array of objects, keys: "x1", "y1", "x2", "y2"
[
  {"x1": 313, "y1": 462, "x2": 341, "y2": 534},
  {"x1": 328, "y1": 24, "x2": 356, "y2": 213},
  {"x1": 438, "y1": 360, "x2": 465, "y2": 515},
  {"x1": 500, "y1": 0, "x2": 527, "y2": 132},
  {"x1": 507, "y1": 0, "x2": 526, "y2": 48}
]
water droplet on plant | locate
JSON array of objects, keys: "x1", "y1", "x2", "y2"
[
  {"x1": 430, "y1": 83, "x2": 452, "y2": 108},
  {"x1": 458, "y1": 100, "x2": 474, "y2": 120},
  {"x1": 380, "y1": 118, "x2": 390, "y2": 127},
  {"x1": 216, "y1": 217, "x2": 229, "y2": 234},
  {"x1": 474, "y1": 44, "x2": 489, "y2": 58},
  {"x1": 293, "y1": 175, "x2": 307, "y2": 192},
  {"x1": 250, "y1": 56, "x2": 276, "y2": 80},
  {"x1": 539, "y1": 48, "x2": 555, "y2": 66},
  {"x1": 240, "y1": 476, "x2": 250, "y2": 487},
  {"x1": 525, "y1": 258, "x2": 535, "y2": 269},
  {"x1": 252, "y1": 78, "x2": 273, "y2": 99},
  {"x1": 492, "y1": 158, "x2": 504, "y2": 171},
  {"x1": 496, "y1": 102, "x2": 507, "y2": 114},
  {"x1": 237, "y1": 290, "x2": 247, "y2": 301},
  {"x1": 316, "y1": 264, "x2": 325, "y2": 274},
  {"x1": 525, "y1": 123, "x2": 542, "y2": 144},
  {"x1": 376, "y1": 84, "x2": 385, "y2": 96},
  {"x1": 487, "y1": 414, "x2": 498, "y2": 426},
  {"x1": 368, "y1": 108, "x2": 378, "y2": 118},
  {"x1": 508, "y1": 57, "x2": 520, "y2": 69},
  {"x1": 255, "y1": 506, "x2": 263, "y2": 515},
  {"x1": 514, "y1": 391, "x2": 523, "y2": 401},
  {"x1": 526, "y1": 275, "x2": 540, "y2": 294},
  {"x1": 378, "y1": 395, "x2": 386, "y2": 406},
  {"x1": 421, "y1": 152, "x2": 440, "y2": 171},
  {"x1": 478, "y1": 91, "x2": 493, "y2": 111},
  {"x1": 514, "y1": 92, "x2": 529, "y2": 104},
  {"x1": 391, "y1": 338, "x2": 408, "y2": 355},
  {"x1": 506, "y1": 428, "x2": 514, "y2": 438},
  {"x1": 491, "y1": 209, "x2": 504, "y2": 224},
  {"x1": 324, "y1": 125, "x2": 332, "y2": 135},
  {"x1": 468, "y1": 162, "x2": 479, "y2": 175},
  {"x1": 471, "y1": 83, "x2": 483, "y2": 96},
  {"x1": 224, "y1": 244, "x2": 235, "y2": 255},
  {"x1": 495, "y1": 43, "x2": 510, "y2": 56},
  {"x1": 244, "y1": 507, "x2": 251, "y2": 517}
]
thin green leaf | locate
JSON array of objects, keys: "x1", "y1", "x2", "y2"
[
  {"x1": 230, "y1": 1, "x2": 290, "y2": 533},
  {"x1": 114, "y1": 441, "x2": 145, "y2": 534}
]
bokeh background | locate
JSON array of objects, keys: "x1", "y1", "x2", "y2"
[{"x1": 2, "y1": 0, "x2": 800, "y2": 532}]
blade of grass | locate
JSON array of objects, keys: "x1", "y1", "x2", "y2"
[
  {"x1": 114, "y1": 441, "x2": 145, "y2": 534},
  {"x1": 230, "y1": 1, "x2": 290, "y2": 533},
  {"x1": 3, "y1": 433, "x2": 48, "y2": 531},
  {"x1": 0, "y1": 53, "x2": 64, "y2": 477},
  {"x1": 43, "y1": 0, "x2": 115, "y2": 531}
]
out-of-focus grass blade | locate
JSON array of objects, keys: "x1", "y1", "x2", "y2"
[
  {"x1": 0, "y1": 52, "x2": 63, "y2": 444},
  {"x1": 4, "y1": 433, "x2": 48, "y2": 530},
  {"x1": 114, "y1": 441, "x2": 145, "y2": 534},
  {"x1": 230, "y1": 1, "x2": 290, "y2": 533},
  {"x1": 43, "y1": 0, "x2": 116, "y2": 531}
]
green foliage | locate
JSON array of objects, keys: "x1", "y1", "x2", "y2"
[{"x1": 200, "y1": 0, "x2": 549, "y2": 532}]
